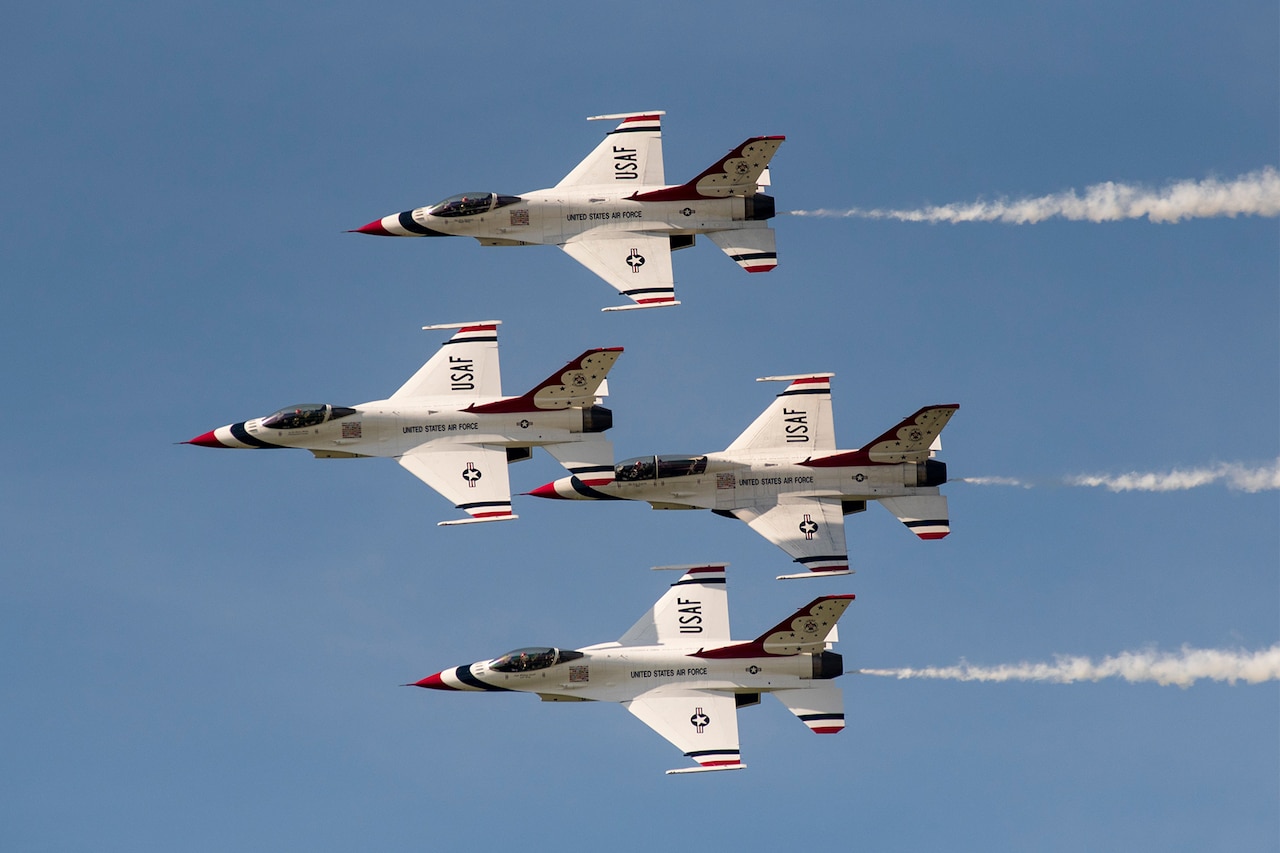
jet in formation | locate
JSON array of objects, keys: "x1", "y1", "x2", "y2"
[
  {"x1": 528, "y1": 375, "x2": 958, "y2": 578},
  {"x1": 352, "y1": 111, "x2": 783, "y2": 311},
  {"x1": 185, "y1": 321, "x2": 621, "y2": 525},
  {"x1": 412, "y1": 563, "x2": 853, "y2": 774}
]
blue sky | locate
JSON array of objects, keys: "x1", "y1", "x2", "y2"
[{"x1": 3, "y1": 3, "x2": 1276, "y2": 851}]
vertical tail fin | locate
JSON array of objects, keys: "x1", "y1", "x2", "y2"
[
  {"x1": 631, "y1": 136, "x2": 785, "y2": 201},
  {"x1": 802, "y1": 404, "x2": 959, "y2": 468},
  {"x1": 695, "y1": 595, "x2": 855, "y2": 659},
  {"x1": 468, "y1": 348, "x2": 623, "y2": 413},
  {"x1": 859, "y1": 404, "x2": 959, "y2": 463}
]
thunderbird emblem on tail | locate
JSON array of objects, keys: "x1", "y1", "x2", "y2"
[{"x1": 351, "y1": 111, "x2": 784, "y2": 311}]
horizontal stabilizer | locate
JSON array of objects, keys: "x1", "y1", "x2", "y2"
[
  {"x1": 707, "y1": 226, "x2": 777, "y2": 273},
  {"x1": 773, "y1": 684, "x2": 845, "y2": 734},
  {"x1": 544, "y1": 438, "x2": 615, "y2": 487},
  {"x1": 879, "y1": 494, "x2": 950, "y2": 539}
]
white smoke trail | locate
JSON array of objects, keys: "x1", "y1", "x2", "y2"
[
  {"x1": 858, "y1": 644, "x2": 1280, "y2": 688},
  {"x1": 957, "y1": 460, "x2": 1280, "y2": 493},
  {"x1": 1066, "y1": 459, "x2": 1280, "y2": 494},
  {"x1": 786, "y1": 167, "x2": 1280, "y2": 224},
  {"x1": 958, "y1": 476, "x2": 1030, "y2": 488}
]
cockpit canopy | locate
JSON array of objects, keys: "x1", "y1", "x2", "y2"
[
  {"x1": 489, "y1": 646, "x2": 585, "y2": 673},
  {"x1": 614, "y1": 455, "x2": 708, "y2": 482},
  {"x1": 427, "y1": 192, "x2": 523, "y2": 218},
  {"x1": 261, "y1": 403, "x2": 357, "y2": 431}
]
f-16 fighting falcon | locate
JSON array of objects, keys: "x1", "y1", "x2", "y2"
[
  {"x1": 351, "y1": 111, "x2": 783, "y2": 311},
  {"x1": 185, "y1": 322, "x2": 621, "y2": 525},
  {"x1": 412, "y1": 563, "x2": 853, "y2": 774},
  {"x1": 528, "y1": 375, "x2": 958, "y2": 578}
]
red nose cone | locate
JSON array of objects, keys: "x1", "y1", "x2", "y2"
[
  {"x1": 523, "y1": 481, "x2": 562, "y2": 499},
  {"x1": 350, "y1": 219, "x2": 392, "y2": 236},
  {"x1": 414, "y1": 672, "x2": 448, "y2": 689},
  {"x1": 184, "y1": 430, "x2": 225, "y2": 448}
]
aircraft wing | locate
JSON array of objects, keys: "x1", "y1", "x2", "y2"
[
  {"x1": 396, "y1": 443, "x2": 516, "y2": 525},
  {"x1": 726, "y1": 374, "x2": 836, "y2": 453},
  {"x1": 732, "y1": 496, "x2": 849, "y2": 577},
  {"x1": 561, "y1": 231, "x2": 677, "y2": 311},
  {"x1": 618, "y1": 564, "x2": 730, "y2": 646},
  {"x1": 391, "y1": 322, "x2": 502, "y2": 402},
  {"x1": 556, "y1": 111, "x2": 665, "y2": 188},
  {"x1": 623, "y1": 688, "x2": 744, "y2": 774}
]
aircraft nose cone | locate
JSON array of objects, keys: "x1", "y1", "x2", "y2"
[
  {"x1": 184, "y1": 430, "x2": 226, "y2": 448},
  {"x1": 524, "y1": 479, "x2": 560, "y2": 499},
  {"x1": 350, "y1": 218, "x2": 393, "y2": 236},
  {"x1": 413, "y1": 673, "x2": 448, "y2": 689}
]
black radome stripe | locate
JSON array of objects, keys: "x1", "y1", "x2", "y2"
[
  {"x1": 455, "y1": 665, "x2": 510, "y2": 692},
  {"x1": 568, "y1": 476, "x2": 625, "y2": 500},
  {"x1": 397, "y1": 210, "x2": 447, "y2": 236},
  {"x1": 229, "y1": 422, "x2": 284, "y2": 449}
]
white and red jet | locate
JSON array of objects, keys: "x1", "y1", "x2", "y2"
[
  {"x1": 185, "y1": 321, "x2": 621, "y2": 525},
  {"x1": 352, "y1": 111, "x2": 783, "y2": 311},
  {"x1": 528, "y1": 375, "x2": 958, "y2": 578},
  {"x1": 413, "y1": 563, "x2": 853, "y2": 774}
]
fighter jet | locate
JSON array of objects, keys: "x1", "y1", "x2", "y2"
[
  {"x1": 412, "y1": 563, "x2": 852, "y2": 774},
  {"x1": 352, "y1": 111, "x2": 783, "y2": 311},
  {"x1": 528, "y1": 375, "x2": 958, "y2": 578},
  {"x1": 185, "y1": 321, "x2": 621, "y2": 525}
]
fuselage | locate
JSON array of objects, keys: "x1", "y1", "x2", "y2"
[
  {"x1": 419, "y1": 642, "x2": 842, "y2": 703},
  {"x1": 188, "y1": 399, "x2": 608, "y2": 458},
  {"x1": 533, "y1": 449, "x2": 947, "y2": 509},
  {"x1": 356, "y1": 186, "x2": 776, "y2": 245}
]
